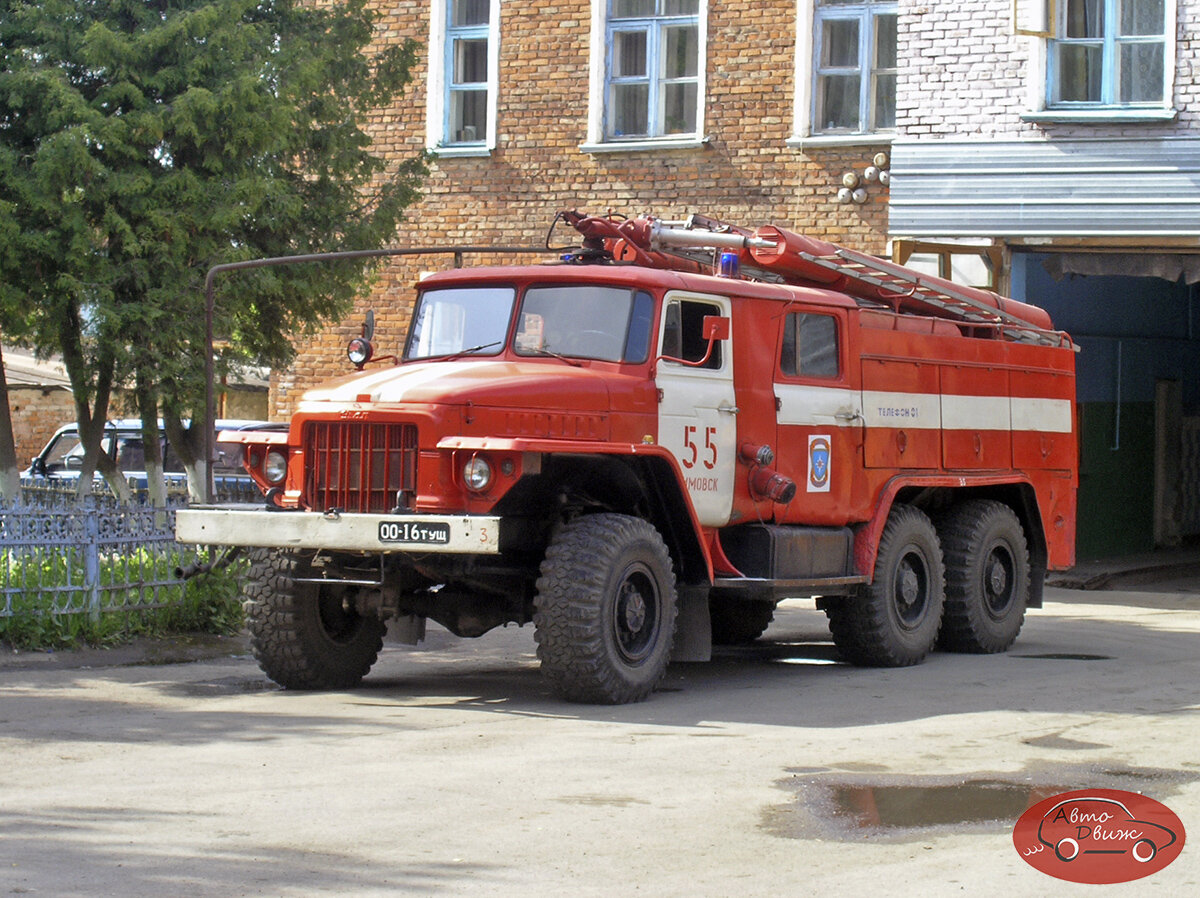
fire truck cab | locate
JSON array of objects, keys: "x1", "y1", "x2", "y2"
[{"x1": 177, "y1": 211, "x2": 1077, "y2": 704}]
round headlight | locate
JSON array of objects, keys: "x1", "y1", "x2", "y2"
[
  {"x1": 462, "y1": 456, "x2": 492, "y2": 493},
  {"x1": 347, "y1": 336, "x2": 374, "y2": 368},
  {"x1": 264, "y1": 450, "x2": 288, "y2": 484}
]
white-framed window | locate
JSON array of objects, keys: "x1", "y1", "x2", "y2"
[
  {"x1": 1049, "y1": 0, "x2": 1166, "y2": 106},
  {"x1": 1017, "y1": 0, "x2": 1177, "y2": 120},
  {"x1": 426, "y1": 0, "x2": 500, "y2": 156},
  {"x1": 794, "y1": 0, "x2": 896, "y2": 142},
  {"x1": 583, "y1": 0, "x2": 707, "y2": 152}
]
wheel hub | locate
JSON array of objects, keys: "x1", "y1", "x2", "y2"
[
  {"x1": 899, "y1": 563, "x2": 920, "y2": 605},
  {"x1": 621, "y1": 586, "x2": 647, "y2": 633},
  {"x1": 986, "y1": 556, "x2": 1008, "y2": 596}
]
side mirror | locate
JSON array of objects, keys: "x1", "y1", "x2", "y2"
[
  {"x1": 29, "y1": 456, "x2": 45, "y2": 476},
  {"x1": 702, "y1": 315, "x2": 730, "y2": 341}
]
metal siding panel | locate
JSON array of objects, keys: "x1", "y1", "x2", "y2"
[{"x1": 889, "y1": 138, "x2": 1200, "y2": 237}]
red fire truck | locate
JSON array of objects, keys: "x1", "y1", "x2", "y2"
[{"x1": 177, "y1": 211, "x2": 1077, "y2": 704}]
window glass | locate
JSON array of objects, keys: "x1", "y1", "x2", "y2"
[
  {"x1": 1121, "y1": 0, "x2": 1163, "y2": 33},
  {"x1": 780, "y1": 313, "x2": 839, "y2": 379},
  {"x1": 1050, "y1": 0, "x2": 1166, "y2": 107},
  {"x1": 605, "y1": 0, "x2": 701, "y2": 140},
  {"x1": 1119, "y1": 42, "x2": 1163, "y2": 102},
  {"x1": 440, "y1": 0, "x2": 494, "y2": 147},
  {"x1": 41, "y1": 433, "x2": 84, "y2": 472},
  {"x1": 812, "y1": 1, "x2": 897, "y2": 135},
  {"x1": 661, "y1": 299, "x2": 722, "y2": 369},
  {"x1": 406, "y1": 287, "x2": 515, "y2": 359},
  {"x1": 516, "y1": 286, "x2": 651, "y2": 363},
  {"x1": 1065, "y1": 0, "x2": 1104, "y2": 37},
  {"x1": 452, "y1": 0, "x2": 488, "y2": 26}
]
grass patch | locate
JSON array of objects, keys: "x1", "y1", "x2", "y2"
[{"x1": 0, "y1": 548, "x2": 245, "y2": 651}]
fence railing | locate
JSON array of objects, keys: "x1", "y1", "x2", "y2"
[{"x1": 0, "y1": 488, "x2": 204, "y2": 621}]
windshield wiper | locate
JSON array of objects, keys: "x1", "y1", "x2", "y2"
[
  {"x1": 527, "y1": 347, "x2": 583, "y2": 367},
  {"x1": 424, "y1": 341, "x2": 503, "y2": 362}
]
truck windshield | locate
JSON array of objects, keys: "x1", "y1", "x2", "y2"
[
  {"x1": 405, "y1": 286, "x2": 516, "y2": 360},
  {"x1": 515, "y1": 285, "x2": 654, "y2": 363}
]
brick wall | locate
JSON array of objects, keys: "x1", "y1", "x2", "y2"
[
  {"x1": 272, "y1": 0, "x2": 890, "y2": 416},
  {"x1": 8, "y1": 386, "x2": 75, "y2": 469},
  {"x1": 897, "y1": 0, "x2": 1200, "y2": 139}
]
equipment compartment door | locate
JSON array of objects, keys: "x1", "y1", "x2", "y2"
[{"x1": 656, "y1": 292, "x2": 737, "y2": 527}]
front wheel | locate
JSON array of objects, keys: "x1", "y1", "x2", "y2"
[
  {"x1": 533, "y1": 514, "x2": 678, "y2": 704},
  {"x1": 827, "y1": 504, "x2": 945, "y2": 667},
  {"x1": 243, "y1": 549, "x2": 386, "y2": 690}
]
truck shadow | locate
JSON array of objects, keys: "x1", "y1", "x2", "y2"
[{"x1": 352, "y1": 597, "x2": 1200, "y2": 731}]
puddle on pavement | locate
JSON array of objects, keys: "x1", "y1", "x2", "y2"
[
  {"x1": 175, "y1": 676, "x2": 278, "y2": 697},
  {"x1": 764, "y1": 765, "x2": 1196, "y2": 842}
]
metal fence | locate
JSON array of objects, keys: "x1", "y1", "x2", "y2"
[{"x1": 0, "y1": 488, "x2": 200, "y2": 621}]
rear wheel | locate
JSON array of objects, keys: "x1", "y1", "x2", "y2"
[
  {"x1": 533, "y1": 514, "x2": 677, "y2": 704},
  {"x1": 243, "y1": 549, "x2": 385, "y2": 689},
  {"x1": 828, "y1": 504, "x2": 945, "y2": 667},
  {"x1": 937, "y1": 500, "x2": 1030, "y2": 653}
]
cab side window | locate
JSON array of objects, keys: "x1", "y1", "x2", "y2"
[
  {"x1": 662, "y1": 298, "x2": 723, "y2": 370},
  {"x1": 780, "y1": 312, "x2": 839, "y2": 379}
]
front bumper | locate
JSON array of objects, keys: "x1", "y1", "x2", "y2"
[{"x1": 176, "y1": 507, "x2": 501, "y2": 554}]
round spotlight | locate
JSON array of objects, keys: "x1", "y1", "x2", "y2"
[
  {"x1": 463, "y1": 456, "x2": 493, "y2": 493},
  {"x1": 264, "y1": 450, "x2": 288, "y2": 484}
]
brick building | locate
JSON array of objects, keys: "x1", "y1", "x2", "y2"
[
  {"x1": 272, "y1": 0, "x2": 895, "y2": 415},
  {"x1": 888, "y1": 0, "x2": 1200, "y2": 557},
  {"x1": 277, "y1": 0, "x2": 1200, "y2": 557}
]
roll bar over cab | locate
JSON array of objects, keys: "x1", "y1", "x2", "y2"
[{"x1": 177, "y1": 211, "x2": 1077, "y2": 703}]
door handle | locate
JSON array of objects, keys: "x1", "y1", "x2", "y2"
[
  {"x1": 835, "y1": 409, "x2": 863, "y2": 422},
  {"x1": 718, "y1": 403, "x2": 740, "y2": 415}
]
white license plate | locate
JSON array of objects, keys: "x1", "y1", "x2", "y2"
[{"x1": 378, "y1": 521, "x2": 452, "y2": 544}]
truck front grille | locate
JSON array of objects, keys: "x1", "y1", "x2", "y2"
[{"x1": 303, "y1": 422, "x2": 418, "y2": 513}]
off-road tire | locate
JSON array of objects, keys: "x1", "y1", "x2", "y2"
[
  {"x1": 936, "y1": 500, "x2": 1030, "y2": 653},
  {"x1": 533, "y1": 514, "x2": 678, "y2": 704},
  {"x1": 709, "y1": 593, "x2": 775, "y2": 645},
  {"x1": 243, "y1": 548, "x2": 385, "y2": 690},
  {"x1": 828, "y1": 504, "x2": 945, "y2": 667}
]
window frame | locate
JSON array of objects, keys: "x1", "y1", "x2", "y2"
[
  {"x1": 779, "y1": 311, "x2": 843, "y2": 382},
  {"x1": 583, "y1": 0, "x2": 709, "y2": 153},
  {"x1": 426, "y1": 0, "x2": 501, "y2": 157},
  {"x1": 791, "y1": 0, "x2": 898, "y2": 146},
  {"x1": 1047, "y1": 0, "x2": 1168, "y2": 108},
  {"x1": 1018, "y1": 0, "x2": 1177, "y2": 122}
]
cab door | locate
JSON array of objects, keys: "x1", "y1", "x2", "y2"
[
  {"x1": 773, "y1": 307, "x2": 861, "y2": 524},
  {"x1": 655, "y1": 292, "x2": 737, "y2": 527}
]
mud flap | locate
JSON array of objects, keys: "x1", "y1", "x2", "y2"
[{"x1": 671, "y1": 586, "x2": 712, "y2": 662}]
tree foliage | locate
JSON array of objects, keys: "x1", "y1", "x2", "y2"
[{"x1": 0, "y1": 0, "x2": 425, "y2": 498}]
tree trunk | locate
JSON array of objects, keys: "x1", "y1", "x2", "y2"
[
  {"x1": 164, "y1": 411, "x2": 207, "y2": 503},
  {"x1": 135, "y1": 368, "x2": 168, "y2": 508},
  {"x1": 58, "y1": 308, "x2": 130, "y2": 502},
  {"x1": 0, "y1": 345, "x2": 23, "y2": 502}
]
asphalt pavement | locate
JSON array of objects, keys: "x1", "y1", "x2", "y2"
[{"x1": 2, "y1": 556, "x2": 1199, "y2": 896}]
